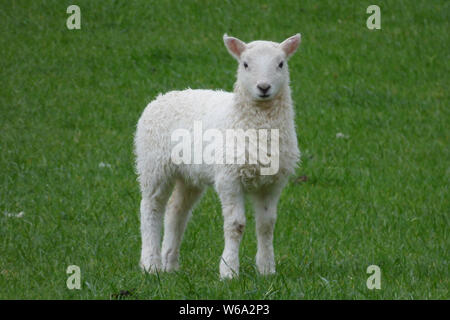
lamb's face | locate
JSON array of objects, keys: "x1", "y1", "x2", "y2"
[
  {"x1": 224, "y1": 34, "x2": 301, "y2": 102},
  {"x1": 238, "y1": 43, "x2": 287, "y2": 101}
]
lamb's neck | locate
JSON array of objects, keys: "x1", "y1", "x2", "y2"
[{"x1": 232, "y1": 84, "x2": 294, "y2": 122}]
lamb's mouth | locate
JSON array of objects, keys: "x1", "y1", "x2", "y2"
[{"x1": 258, "y1": 94, "x2": 270, "y2": 99}]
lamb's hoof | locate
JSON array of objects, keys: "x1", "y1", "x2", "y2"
[
  {"x1": 220, "y1": 270, "x2": 238, "y2": 280},
  {"x1": 258, "y1": 267, "x2": 276, "y2": 276},
  {"x1": 162, "y1": 261, "x2": 179, "y2": 272},
  {"x1": 257, "y1": 262, "x2": 276, "y2": 276},
  {"x1": 220, "y1": 260, "x2": 239, "y2": 280},
  {"x1": 140, "y1": 258, "x2": 162, "y2": 274}
]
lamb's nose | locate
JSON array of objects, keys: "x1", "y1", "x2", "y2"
[{"x1": 257, "y1": 83, "x2": 271, "y2": 94}]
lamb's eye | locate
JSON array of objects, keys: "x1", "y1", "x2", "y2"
[
  {"x1": 243, "y1": 62, "x2": 248, "y2": 69},
  {"x1": 278, "y1": 61, "x2": 284, "y2": 68}
]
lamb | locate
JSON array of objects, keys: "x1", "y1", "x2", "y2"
[{"x1": 134, "y1": 34, "x2": 301, "y2": 279}]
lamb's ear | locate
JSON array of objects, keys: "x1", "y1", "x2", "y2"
[
  {"x1": 223, "y1": 34, "x2": 246, "y2": 60},
  {"x1": 280, "y1": 33, "x2": 301, "y2": 59}
]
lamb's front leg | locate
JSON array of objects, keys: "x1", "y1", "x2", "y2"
[
  {"x1": 216, "y1": 184, "x2": 246, "y2": 279},
  {"x1": 251, "y1": 187, "x2": 283, "y2": 275}
]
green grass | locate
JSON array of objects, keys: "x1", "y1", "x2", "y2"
[{"x1": 0, "y1": 0, "x2": 448, "y2": 299}]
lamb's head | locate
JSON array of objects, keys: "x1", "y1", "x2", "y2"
[{"x1": 224, "y1": 34, "x2": 301, "y2": 102}]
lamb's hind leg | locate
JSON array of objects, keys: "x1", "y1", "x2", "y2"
[
  {"x1": 139, "y1": 180, "x2": 173, "y2": 273},
  {"x1": 161, "y1": 180, "x2": 203, "y2": 272}
]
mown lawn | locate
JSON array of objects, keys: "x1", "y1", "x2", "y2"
[{"x1": 0, "y1": 0, "x2": 448, "y2": 299}]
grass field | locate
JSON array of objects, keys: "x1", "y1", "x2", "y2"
[{"x1": 0, "y1": 0, "x2": 448, "y2": 299}]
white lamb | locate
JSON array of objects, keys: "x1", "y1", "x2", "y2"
[{"x1": 134, "y1": 34, "x2": 301, "y2": 279}]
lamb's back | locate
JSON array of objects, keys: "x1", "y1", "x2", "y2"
[{"x1": 139, "y1": 89, "x2": 233, "y2": 131}]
